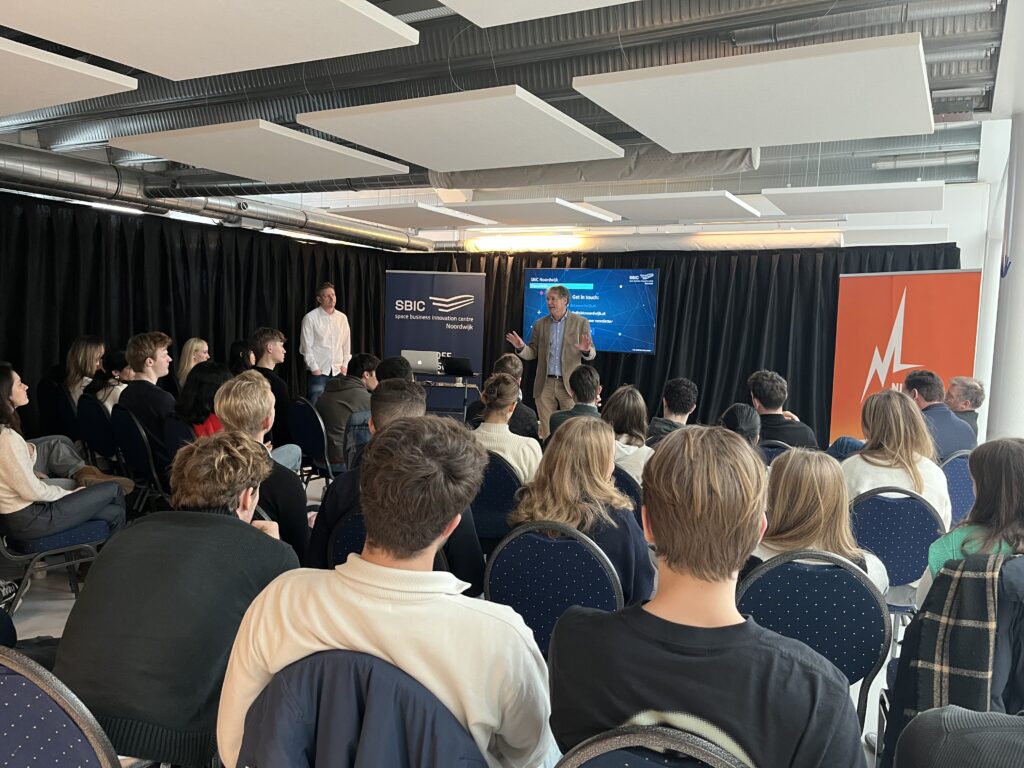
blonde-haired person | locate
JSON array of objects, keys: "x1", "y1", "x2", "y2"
[
  {"x1": 841, "y1": 389, "x2": 951, "y2": 530},
  {"x1": 473, "y1": 373, "x2": 542, "y2": 483},
  {"x1": 510, "y1": 416, "x2": 654, "y2": 605},
  {"x1": 65, "y1": 335, "x2": 105, "y2": 404},
  {"x1": 176, "y1": 337, "x2": 210, "y2": 390},
  {"x1": 744, "y1": 448, "x2": 889, "y2": 593},
  {"x1": 601, "y1": 384, "x2": 654, "y2": 486}
]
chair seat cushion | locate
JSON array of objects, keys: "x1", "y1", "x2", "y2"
[{"x1": 8, "y1": 521, "x2": 110, "y2": 554}]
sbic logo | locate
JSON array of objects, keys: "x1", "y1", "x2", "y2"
[{"x1": 395, "y1": 300, "x2": 426, "y2": 312}]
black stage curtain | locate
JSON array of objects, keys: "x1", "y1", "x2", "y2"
[{"x1": 0, "y1": 191, "x2": 960, "y2": 442}]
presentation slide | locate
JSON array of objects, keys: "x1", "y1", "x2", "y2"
[{"x1": 523, "y1": 268, "x2": 659, "y2": 354}]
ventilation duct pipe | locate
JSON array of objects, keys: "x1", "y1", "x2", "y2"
[
  {"x1": 870, "y1": 151, "x2": 979, "y2": 170},
  {"x1": 0, "y1": 143, "x2": 432, "y2": 250}
]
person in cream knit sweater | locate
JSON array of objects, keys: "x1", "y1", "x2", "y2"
[{"x1": 473, "y1": 373, "x2": 542, "y2": 483}]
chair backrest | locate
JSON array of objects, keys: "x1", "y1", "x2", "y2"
[
  {"x1": 736, "y1": 549, "x2": 891, "y2": 726},
  {"x1": 163, "y1": 415, "x2": 197, "y2": 461},
  {"x1": 940, "y1": 450, "x2": 975, "y2": 526},
  {"x1": 36, "y1": 377, "x2": 80, "y2": 442},
  {"x1": 471, "y1": 451, "x2": 523, "y2": 549},
  {"x1": 758, "y1": 439, "x2": 791, "y2": 466},
  {"x1": 110, "y1": 404, "x2": 166, "y2": 493},
  {"x1": 289, "y1": 398, "x2": 333, "y2": 477},
  {"x1": 484, "y1": 521, "x2": 623, "y2": 654},
  {"x1": 556, "y1": 724, "x2": 749, "y2": 768},
  {"x1": 329, "y1": 512, "x2": 367, "y2": 567},
  {"x1": 850, "y1": 487, "x2": 945, "y2": 587},
  {"x1": 612, "y1": 465, "x2": 643, "y2": 528},
  {"x1": 0, "y1": 646, "x2": 121, "y2": 768},
  {"x1": 77, "y1": 394, "x2": 119, "y2": 461}
]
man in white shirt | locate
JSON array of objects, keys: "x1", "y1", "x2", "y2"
[
  {"x1": 217, "y1": 415, "x2": 560, "y2": 768},
  {"x1": 299, "y1": 281, "x2": 351, "y2": 404}
]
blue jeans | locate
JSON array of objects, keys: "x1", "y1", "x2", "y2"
[
  {"x1": 826, "y1": 436, "x2": 865, "y2": 462},
  {"x1": 306, "y1": 374, "x2": 332, "y2": 405},
  {"x1": 270, "y1": 443, "x2": 302, "y2": 474}
]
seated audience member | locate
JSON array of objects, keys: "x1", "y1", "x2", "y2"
[
  {"x1": 894, "y1": 706, "x2": 1024, "y2": 768},
  {"x1": 465, "y1": 354, "x2": 540, "y2": 442},
  {"x1": 218, "y1": 415, "x2": 559, "y2": 768},
  {"x1": 719, "y1": 402, "x2": 761, "y2": 446},
  {"x1": 0, "y1": 363, "x2": 128, "y2": 541},
  {"x1": 215, "y1": 371, "x2": 310, "y2": 561},
  {"x1": 904, "y1": 369, "x2": 977, "y2": 459},
  {"x1": 227, "y1": 339, "x2": 255, "y2": 376},
  {"x1": 473, "y1": 373, "x2": 542, "y2": 483},
  {"x1": 176, "y1": 360, "x2": 232, "y2": 437},
  {"x1": 119, "y1": 331, "x2": 176, "y2": 469},
  {"x1": 548, "y1": 426, "x2": 863, "y2": 765},
  {"x1": 510, "y1": 417, "x2": 654, "y2": 605},
  {"x1": 83, "y1": 349, "x2": 134, "y2": 412},
  {"x1": 601, "y1": 384, "x2": 654, "y2": 485},
  {"x1": 316, "y1": 352, "x2": 379, "y2": 465},
  {"x1": 176, "y1": 337, "x2": 210, "y2": 391},
  {"x1": 841, "y1": 389, "x2": 951, "y2": 529},
  {"x1": 743, "y1": 448, "x2": 889, "y2": 593},
  {"x1": 548, "y1": 365, "x2": 601, "y2": 438},
  {"x1": 646, "y1": 377, "x2": 698, "y2": 446},
  {"x1": 915, "y1": 438, "x2": 1024, "y2": 604},
  {"x1": 251, "y1": 327, "x2": 292, "y2": 447},
  {"x1": 344, "y1": 355, "x2": 413, "y2": 468},
  {"x1": 945, "y1": 375, "x2": 985, "y2": 436},
  {"x1": 53, "y1": 431, "x2": 298, "y2": 768},
  {"x1": 65, "y1": 335, "x2": 105, "y2": 405},
  {"x1": 747, "y1": 369, "x2": 818, "y2": 448}
]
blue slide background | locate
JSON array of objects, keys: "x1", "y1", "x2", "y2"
[{"x1": 522, "y1": 268, "x2": 659, "y2": 354}]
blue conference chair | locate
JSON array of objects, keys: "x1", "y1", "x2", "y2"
[
  {"x1": 163, "y1": 414, "x2": 197, "y2": 462},
  {"x1": 940, "y1": 450, "x2": 975, "y2": 526},
  {"x1": 76, "y1": 394, "x2": 121, "y2": 471},
  {"x1": 328, "y1": 512, "x2": 367, "y2": 567},
  {"x1": 612, "y1": 465, "x2": 643, "y2": 528},
  {"x1": 472, "y1": 451, "x2": 522, "y2": 556},
  {"x1": 758, "y1": 439, "x2": 791, "y2": 466},
  {"x1": 36, "y1": 377, "x2": 80, "y2": 443},
  {"x1": 485, "y1": 521, "x2": 623, "y2": 655},
  {"x1": 110, "y1": 405, "x2": 169, "y2": 512},
  {"x1": 556, "y1": 724, "x2": 749, "y2": 768},
  {"x1": 737, "y1": 549, "x2": 891, "y2": 727},
  {"x1": 289, "y1": 398, "x2": 340, "y2": 486}
]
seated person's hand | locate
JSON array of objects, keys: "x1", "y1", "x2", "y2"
[
  {"x1": 251, "y1": 520, "x2": 280, "y2": 540},
  {"x1": 34, "y1": 470, "x2": 48, "y2": 480},
  {"x1": 782, "y1": 410, "x2": 801, "y2": 422}
]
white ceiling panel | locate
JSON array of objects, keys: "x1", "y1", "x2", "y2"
[
  {"x1": 297, "y1": 85, "x2": 624, "y2": 172},
  {"x1": 449, "y1": 198, "x2": 620, "y2": 226},
  {"x1": 583, "y1": 191, "x2": 761, "y2": 223},
  {"x1": 842, "y1": 225, "x2": 949, "y2": 246},
  {"x1": 0, "y1": 38, "x2": 137, "y2": 117},
  {"x1": 109, "y1": 120, "x2": 408, "y2": 183},
  {"x1": 573, "y1": 33, "x2": 934, "y2": 153},
  {"x1": 761, "y1": 181, "x2": 945, "y2": 216},
  {"x1": 335, "y1": 202, "x2": 495, "y2": 228},
  {"x1": 439, "y1": 0, "x2": 641, "y2": 27},
  {"x1": 0, "y1": 0, "x2": 418, "y2": 81}
]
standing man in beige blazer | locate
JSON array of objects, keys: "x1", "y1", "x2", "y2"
[{"x1": 506, "y1": 285, "x2": 595, "y2": 439}]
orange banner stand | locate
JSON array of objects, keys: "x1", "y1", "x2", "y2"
[{"x1": 829, "y1": 269, "x2": 982, "y2": 443}]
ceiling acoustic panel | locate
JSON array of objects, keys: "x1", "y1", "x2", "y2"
[
  {"x1": 0, "y1": 0, "x2": 419, "y2": 81},
  {"x1": 761, "y1": 181, "x2": 946, "y2": 216},
  {"x1": 573, "y1": 33, "x2": 934, "y2": 153},
  {"x1": 109, "y1": 120, "x2": 409, "y2": 183},
  {"x1": 439, "y1": 0, "x2": 641, "y2": 27},
  {"x1": 336, "y1": 202, "x2": 496, "y2": 229},
  {"x1": 583, "y1": 191, "x2": 761, "y2": 223},
  {"x1": 448, "y1": 198, "x2": 620, "y2": 226},
  {"x1": 0, "y1": 38, "x2": 137, "y2": 117},
  {"x1": 297, "y1": 85, "x2": 624, "y2": 172}
]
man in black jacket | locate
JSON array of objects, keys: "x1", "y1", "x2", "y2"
[
  {"x1": 747, "y1": 369, "x2": 818, "y2": 448},
  {"x1": 251, "y1": 327, "x2": 293, "y2": 448},
  {"x1": 647, "y1": 377, "x2": 698, "y2": 446},
  {"x1": 465, "y1": 353, "x2": 540, "y2": 442}
]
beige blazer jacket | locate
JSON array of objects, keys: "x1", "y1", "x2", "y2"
[{"x1": 518, "y1": 311, "x2": 596, "y2": 398}]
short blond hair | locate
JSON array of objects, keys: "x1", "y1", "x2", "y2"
[
  {"x1": 215, "y1": 371, "x2": 273, "y2": 435},
  {"x1": 171, "y1": 431, "x2": 273, "y2": 510},
  {"x1": 642, "y1": 426, "x2": 767, "y2": 581}
]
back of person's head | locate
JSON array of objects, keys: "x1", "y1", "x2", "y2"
[
  {"x1": 374, "y1": 356, "x2": 414, "y2": 382},
  {"x1": 662, "y1": 377, "x2": 698, "y2": 417},
  {"x1": 348, "y1": 353, "x2": 381, "y2": 380},
  {"x1": 511, "y1": 416, "x2": 630, "y2": 533},
  {"x1": 492, "y1": 353, "x2": 524, "y2": 381},
  {"x1": 248, "y1": 328, "x2": 284, "y2": 359},
  {"x1": 765, "y1": 448, "x2": 863, "y2": 562},
  {"x1": 177, "y1": 337, "x2": 209, "y2": 387},
  {"x1": 370, "y1": 378, "x2": 427, "y2": 431},
  {"x1": 176, "y1": 360, "x2": 232, "y2": 425},
  {"x1": 718, "y1": 403, "x2": 761, "y2": 445},
  {"x1": 0, "y1": 362, "x2": 22, "y2": 433},
  {"x1": 126, "y1": 332, "x2": 173, "y2": 373},
  {"x1": 86, "y1": 349, "x2": 131, "y2": 394},
  {"x1": 964, "y1": 438, "x2": 1024, "y2": 555},
  {"x1": 601, "y1": 384, "x2": 648, "y2": 446},
  {"x1": 170, "y1": 431, "x2": 273, "y2": 514},
  {"x1": 568, "y1": 365, "x2": 600, "y2": 404},
  {"x1": 65, "y1": 335, "x2": 105, "y2": 391},
  {"x1": 480, "y1": 373, "x2": 519, "y2": 417},
  {"x1": 361, "y1": 415, "x2": 487, "y2": 559},
  {"x1": 860, "y1": 389, "x2": 935, "y2": 492},
  {"x1": 949, "y1": 376, "x2": 986, "y2": 410},
  {"x1": 747, "y1": 369, "x2": 788, "y2": 410},
  {"x1": 215, "y1": 370, "x2": 273, "y2": 435},
  {"x1": 227, "y1": 340, "x2": 254, "y2": 376},
  {"x1": 643, "y1": 426, "x2": 767, "y2": 581},
  {"x1": 904, "y1": 369, "x2": 944, "y2": 404}
]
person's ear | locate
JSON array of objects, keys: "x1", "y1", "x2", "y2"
[
  {"x1": 756, "y1": 510, "x2": 768, "y2": 543},
  {"x1": 368, "y1": 416, "x2": 376, "y2": 435},
  {"x1": 440, "y1": 513, "x2": 461, "y2": 541},
  {"x1": 688, "y1": 403, "x2": 697, "y2": 415},
  {"x1": 237, "y1": 486, "x2": 258, "y2": 523},
  {"x1": 641, "y1": 505, "x2": 654, "y2": 546}
]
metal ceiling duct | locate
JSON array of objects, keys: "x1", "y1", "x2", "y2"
[
  {"x1": 0, "y1": 143, "x2": 432, "y2": 250},
  {"x1": 870, "y1": 151, "x2": 979, "y2": 170}
]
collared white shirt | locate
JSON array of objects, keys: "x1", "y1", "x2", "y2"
[{"x1": 299, "y1": 306, "x2": 351, "y2": 375}]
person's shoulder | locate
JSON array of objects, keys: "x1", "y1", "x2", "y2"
[
  {"x1": 747, "y1": 622, "x2": 852, "y2": 691},
  {"x1": 551, "y1": 606, "x2": 624, "y2": 649},
  {"x1": 443, "y1": 592, "x2": 546, "y2": 650}
]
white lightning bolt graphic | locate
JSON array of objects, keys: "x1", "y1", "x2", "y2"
[{"x1": 861, "y1": 288, "x2": 921, "y2": 400}]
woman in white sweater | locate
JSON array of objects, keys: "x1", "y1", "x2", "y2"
[
  {"x1": 473, "y1": 373, "x2": 542, "y2": 484},
  {"x1": 601, "y1": 384, "x2": 654, "y2": 486},
  {"x1": 0, "y1": 364, "x2": 127, "y2": 542}
]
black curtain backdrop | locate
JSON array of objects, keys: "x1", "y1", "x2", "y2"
[{"x1": 0, "y1": 191, "x2": 960, "y2": 442}]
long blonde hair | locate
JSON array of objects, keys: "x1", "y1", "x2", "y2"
[
  {"x1": 510, "y1": 417, "x2": 631, "y2": 533},
  {"x1": 859, "y1": 389, "x2": 935, "y2": 493},
  {"x1": 177, "y1": 337, "x2": 209, "y2": 389},
  {"x1": 765, "y1": 448, "x2": 864, "y2": 562},
  {"x1": 65, "y1": 336, "x2": 104, "y2": 393}
]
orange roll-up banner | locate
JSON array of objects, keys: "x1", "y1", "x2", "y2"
[{"x1": 829, "y1": 269, "x2": 982, "y2": 444}]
